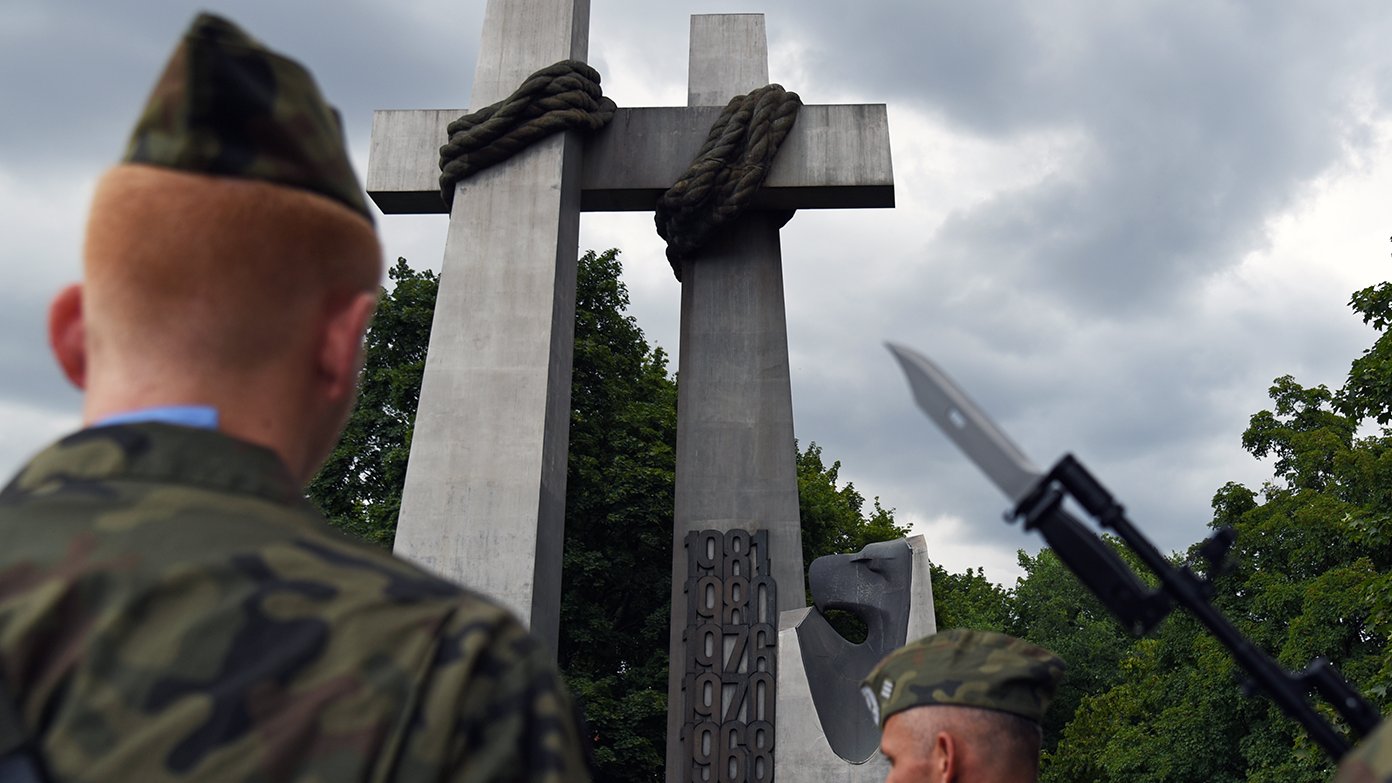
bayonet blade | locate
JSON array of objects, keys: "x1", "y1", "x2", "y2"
[{"x1": 886, "y1": 342, "x2": 1044, "y2": 506}]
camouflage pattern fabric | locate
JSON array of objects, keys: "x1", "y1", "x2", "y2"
[
  {"x1": 0, "y1": 423, "x2": 591, "y2": 782},
  {"x1": 124, "y1": 13, "x2": 374, "y2": 224},
  {"x1": 860, "y1": 628, "x2": 1065, "y2": 729},
  {"x1": 1335, "y1": 720, "x2": 1392, "y2": 783}
]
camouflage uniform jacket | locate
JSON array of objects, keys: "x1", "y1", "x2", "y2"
[
  {"x1": 1336, "y1": 720, "x2": 1392, "y2": 783},
  {"x1": 0, "y1": 423, "x2": 591, "y2": 782}
]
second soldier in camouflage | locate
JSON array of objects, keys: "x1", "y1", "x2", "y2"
[{"x1": 862, "y1": 629, "x2": 1065, "y2": 783}]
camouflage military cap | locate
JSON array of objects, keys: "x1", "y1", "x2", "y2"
[
  {"x1": 860, "y1": 629, "x2": 1065, "y2": 728},
  {"x1": 124, "y1": 13, "x2": 373, "y2": 224}
]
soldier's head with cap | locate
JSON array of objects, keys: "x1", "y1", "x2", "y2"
[
  {"x1": 861, "y1": 629, "x2": 1065, "y2": 783},
  {"x1": 49, "y1": 13, "x2": 382, "y2": 483}
]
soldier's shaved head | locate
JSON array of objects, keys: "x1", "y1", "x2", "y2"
[
  {"x1": 50, "y1": 11, "x2": 386, "y2": 484},
  {"x1": 82, "y1": 163, "x2": 381, "y2": 375},
  {"x1": 54, "y1": 162, "x2": 382, "y2": 483},
  {"x1": 880, "y1": 703, "x2": 1041, "y2": 783}
]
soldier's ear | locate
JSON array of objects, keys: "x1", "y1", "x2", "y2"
[
  {"x1": 48, "y1": 284, "x2": 87, "y2": 390},
  {"x1": 316, "y1": 290, "x2": 377, "y2": 401},
  {"x1": 933, "y1": 730, "x2": 957, "y2": 782}
]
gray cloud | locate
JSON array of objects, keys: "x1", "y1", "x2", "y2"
[
  {"x1": 744, "y1": 2, "x2": 1392, "y2": 580},
  {"x1": 769, "y1": 2, "x2": 1383, "y2": 325}
]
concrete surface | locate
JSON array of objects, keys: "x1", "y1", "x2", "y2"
[
  {"x1": 663, "y1": 15, "x2": 808, "y2": 780},
  {"x1": 383, "y1": 0, "x2": 589, "y2": 653},
  {"x1": 368, "y1": 104, "x2": 894, "y2": 214}
]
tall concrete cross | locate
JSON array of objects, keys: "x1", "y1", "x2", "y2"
[
  {"x1": 367, "y1": 8, "x2": 893, "y2": 672},
  {"x1": 368, "y1": 0, "x2": 591, "y2": 657},
  {"x1": 660, "y1": 16, "x2": 894, "y2": 781}
]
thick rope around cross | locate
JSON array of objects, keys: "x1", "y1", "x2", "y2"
[
  {"x1": 438, "y1": 60, "x2": 617, "y2": 207},
  {"x1": 654, "y1": 84, "x2": 802, "y2": 280}
]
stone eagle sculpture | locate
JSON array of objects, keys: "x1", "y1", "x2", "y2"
[{"x1": 776, "y1": 535, "x2": 936, "y2": 777}]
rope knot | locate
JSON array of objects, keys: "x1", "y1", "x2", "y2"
[
  {"x1": 654, "y1": 84, "x2": 802, "y2": 280},
  {"x1": 438, "y1": 59, "x2": 617, "y2": 207}
]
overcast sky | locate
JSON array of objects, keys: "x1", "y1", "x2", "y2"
[{"x1": 5, "y1": 1, "x2": 1392, "y2": 585}]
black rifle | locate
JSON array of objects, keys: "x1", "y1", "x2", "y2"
[{"x1": 1013, "y1": 453, "x2": 1381, "y2": 761}]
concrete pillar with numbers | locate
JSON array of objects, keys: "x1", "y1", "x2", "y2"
[{"x1": 664, "y1": 15, "x2": 843, "y2": 782}]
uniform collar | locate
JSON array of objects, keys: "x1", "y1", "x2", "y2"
[
  {"x1": 2, "y1": 422, "x2": 304, "y2": 508},
  {"x1": 92, "y1": 405, "x2": 219, "y2": 430}
]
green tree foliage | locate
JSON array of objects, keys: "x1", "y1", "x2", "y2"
[
  {"x1": 310, "y1": 251, "x2": 917, "y2": 782},
  {"x1": 929, "y1": 564, "x2": 1011, "y2": 631},
  {"x1": 557, "y1": 249, "x2": 675, "y2": 781},
  {"x1": 795, "y1": 442, "x2": 912, "y2": 640},
  {"x1": 797, "y1": 442, "x2": 911, "y2": 569},
  {"x1": 1010, "y1": 545, "x2": 1133, "y2": 758},
  {"x1": 308, "y1": 258, "x2": 436, "y2": 547},
  {"x1": 1037, "y1": 283, "x2": 1392, "y2": 782}
]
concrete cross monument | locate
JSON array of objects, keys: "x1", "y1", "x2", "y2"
[
  {"x1": 367, "y1": 4, "x2": 893, "y2": 779},
  {"x1": 367, "y1": 0, "x2": 591, "y2": 656},
  {"x1": 659, "y1": 16, "x2": 893, "y2": 783}
]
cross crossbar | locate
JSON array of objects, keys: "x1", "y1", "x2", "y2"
[{"x1": 367, "y1": 104, "x2": 894, "y2": 214}]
